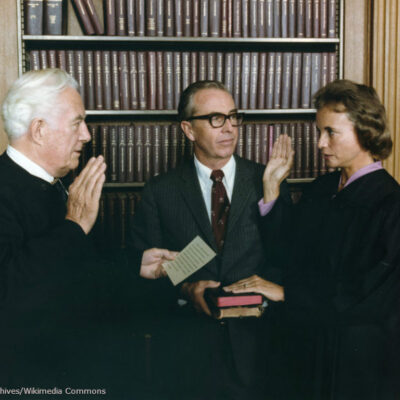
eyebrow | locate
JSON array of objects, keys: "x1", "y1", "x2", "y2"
[{"x1": 72, "y1": 114, "x2": 86, "y2": 123}]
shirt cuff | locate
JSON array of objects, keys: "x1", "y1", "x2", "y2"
[{"x1": 258, "y1": 198, "x2": 277, "y2": 216}]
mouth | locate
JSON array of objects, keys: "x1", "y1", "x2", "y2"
[{"x1": 218, "y1": 139, "x2": 234, "y2": 146}]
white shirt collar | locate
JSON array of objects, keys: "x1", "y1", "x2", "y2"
[{"x1": 7, "y1": 145, "x2": 54, "y2": 183}]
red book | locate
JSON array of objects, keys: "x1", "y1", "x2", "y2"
[
  {"x1": 200, "y1": 0, "x2": 208, "y2": 37},
  {"x1": 43, "y1": 0, "x2": 63, "y2": 35},
  {"x1": 156, "y1": 0, "x2": 164, "y2": 36},
  {"x1": 127, "y1": 0, "x2": 135, "y2": 36},
  {"x1": 129, "y1": 51, "x2": 138, "y2": 109},
  {"x1": 209, "y1": 0, "x2": 220, "y2": 37},
  {"x1": 85, "y1": 0, "x2": 104, "y2": 35},
  {"x1": 127, "y1": 125, "x2": 135, "y2": 182},
  {"x1": 105, "y1": 0, "x2": 116, "y2": 35},
  {"x1": 71, "y1": 0, "x2": 95, "y2": 35},
  {"x1": 206, "y1": 289, "x2": 263, "y2": 308},
  {"x1": 119, "y1": 51, "x2": 130, "y2": 110},
  {"x1": 175, "y1": 0, "x2": 183, "y2": 36},
  {"x1": 148, "y1": 51, "x2": 157, "y2": 110},
  {"x1": 111, "y1": 51, "x2": 120, "y2": 110},
  {"x1": 24, "y1": 0, "x2": 43, "y2": 35}
]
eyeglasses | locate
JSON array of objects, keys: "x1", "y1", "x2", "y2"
[{"x1": 186, "y1": 112, "x2": 244, "y2": 128}]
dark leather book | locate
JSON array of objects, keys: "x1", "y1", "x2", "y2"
[
  {"x1": 101, "y1": 51, "x2": 112, "y2": 110},
  {"x1": 281, "y1": 52, "x2": 293, "y2": 109},
  {"x1": 232, "y1": 0, "x2": 241, "y2": 37},
  {"x1": 94, "y1": 50, "x2": 103, "y2": 109},
  {"x1": 265, "y1": 0, "x2": 273, "y2": 37},
  {"x1": 164, "y1": 0, "x2": 174, "y2": 36},
  {"x1": 311, "y1": 52, "x2": 321, "y2": 98},
  {"x1": 100, "y1": 126, "x2": 109, "y2": 180},
  {"x1": 257, "y1": 0, "x2": 265, "y2": 37},
  {"x1": 126, "y1": 125, "x2": 135, "y2": 182},
  {"x1": 182, "y1": 52, "x2": 190, "y2": 93},
  {"x1": 313, "y1": 0, "x2": 320, "y2": 37},
  {"x1": 111, "y1": 51, "x2": 120, "y2": 110},
  {"x1": 161, "y1": 125, "x2": 170, "y2": 173},
  {"x1": 249, "y1": 0, "x2": 257, "y2": 37},
  {"x1": 241, "y1": 52, "x2": 250, "y2": 109},
  {"x1": 75, "y1": 50, "x2": 85, "y2": 105},
  {"x1": 144, "y1": 125, "x2": 153, "y2": 181},
  {"x1": 288, "y1": 123, "x2": 295, "y2": 177},
  {"x1": 227, "y1": 0, "x2": 233, "y2": 37},
  {"x1": 297, "y1": 0, "x2": 305, "y2": 37},
  {"x1": 109, "y1": 126, "x2": 118, "y2": 182},
  {"x1": 305, "y1": 0, "x2": 312, "y2": 37},
  {"x1": 71, "y1": 0, "x2": 95, "y2": 35},
  {"x1": 129, "y1": 51, "x2": 138, "y2": 109},
  {"x1": 236, "y1": 125, "x2": 244, "y2": 158},
  {"x1": 190, "y1": 52, "x2": 198, "y2": 83},
  {"x1": 216, "y1": 52, "x2": 224, "y2": 83},
  {"x1": 66, "y1": 50, "x2": 75, "y2": 79},
  {"x1": 265, "y1": 52, "x2": 275, "y2": 109},
  {"x1": 273, "y1": 0, "x2": 281, "y2": 37},
  {"x1": 157, "y1": 0, "x2": 164, "y2": 36},
  {"x1": 200, "y1": 0, "x2": 208, "y2": 37},
  {"x1": 173, "y1": 52, "x2": 182, "y2": 108},
  {"x1": 295, "y1": 122, "x2": 303, "y2": 178},
  {"x1": 261, "y1": 124, "x2": 268, "y2": 164},
  {"x1": 320, "y1": 0, "x2": 327, "y2": 38},
  {"x1": 148, "y1": 51, "x2": 157, "y2": 110},
  {"x1": 241, "y1": 0, "x2": 249, "y2": 37},
  {"x1": 175, "y1": 0, "x2": 183, "y2": 36},
  {"x1": 224, "y1": 52, "x2": 234, "y2": 94},
  {"x1": 273, "y1": 52, "x2": 282, "y2": 109},
  {"x1": 291, "y1": 52, "x2": 302, "y2": 109},
  {"x1": 249, "y1": 52, "x2": 258, "y2": 109},
  {"x1": 209, "y1": 0, "x2": 220, "y2": 37},
  {"x1": 135, "y1": 125, "x2": 144, "y2": 182},
  {"x1": 328, "y1": 52, "x2": 336, "y2": 82},
  {"x1": 254, "y1": 124, "x2": 261, "y2": 163},
  {"x1": 43, "y1": 0, "x2": 63, "y2": 35},
  {"x1": 116, "y1": 0, "x2": 127, "y2": 35},
  {"x1": 169, "y1": 124, "x2": 178, "y2": 169},
  {"x1": 221, "y1": 0, "x2": 228, "y2": 37},
  {"x1": 119, "y1": 51, "x2": 130, "y2": 110},
  {"x1": 136, "y1": 0, "x2": 145, "y2": 36},
  {"x1": 156, "y1": 52, "x2": 164, "y2": 109},
  {"x1": 301, "y1": 52, "x2": 311, "y2": 108},
  {"x1": 153, "y1": 125, "x2": 161, "y2": 177},
  {"x1": 24, "y1": 0, "x2": 43, "y2": 35},
  {"x1": 40, "y1": 49, "x2": 48, "y2": 69},
  {"x1": 127, "y1": 0, "x2": 135, "y2": 35},
  {"x1": 281, "y1": 0, "x2": 288, "y2": 37},
  {"x1": 84, "y1": 51, "x2": 95, "y2": 109},
  {"x1": 47, "y1": 49, "x2": 57, "y2": 68},
  {"x1": 328, "y1": 0, "x2": 336, "y2": 38},
  {"x1": 29, "y1": 50, "x2": 40, "y2": 70},
  {"x1": 105, "y1": 0, "x2": 116, "y2": 35},
  {"x1": 146, "y1": 0, "x2": 156, "y2": 36},
  {"x1": 163, "y1": 52, "x2": 174, "y2": 110},
  {"x1": 88, "y1": 124, "x2": 98, "y2": 158},
  {"x1": 183, "y1": 0, "x2": 191, "y2": 36},
  {"x1": 198, "y1": 51, "x2": 207, "y2": 80},
  {"x1": 303, "y1": 121, "x2": 311, "y2": 178},
  {"x1": 56, "y1": 49, "x2": 66, "y2": 70},
  {"x1": 192, "y1": 0, "x2": 200, "y2": 36},
  {"x1": 245, "y1": 124, "x2": 254, "y2": 161},
  {"x1": 310, "y1": 121, "x2": 319, "y2": 177},
  {"x1": 85, "y1": 0, "x2": 104, "y2": 35},
  {"x1": 207, "y1": 52, "x2": 216, "y2": 80},
  {"x1": 288, "y1": 0, "x2": 295, "y2": 37},
  {"x1": 232, "y1": 52, "x2": 241, "y2": 106},
  {"x1": 118, "y1": 126, "x2": 127, "y2": 182},
  {"x1": 137, "y1": 51, "x2": 148, "y2": 110},
  {"x1": 321, "y1": 52, "x2": 329, "y2": 88}
]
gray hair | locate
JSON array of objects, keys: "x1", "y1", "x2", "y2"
[{"x1": 1, "y1": 68, "x2": 78, "y2": 141}]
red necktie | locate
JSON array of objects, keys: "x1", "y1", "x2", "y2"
[{"x1": 210, "y1": 170, "x2": 230, "y2": 252}]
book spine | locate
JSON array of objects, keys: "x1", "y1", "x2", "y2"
[
  {"x1": 313, "y1": 0, "x2": 320, "y2": 38},
  {"x1": 47, "y1": 49, "x2": 57, "y2": 68},
  {"x1": 254, "y1": 124, "x2": 261, "y2": 163},
  {"x1": 129, "y1": 51, "x2": 138, "y2": 109},
  {"x1": 169, "y1": 124, "x2": 178, "y2": 169},
  {"x1": 249, "y1": 0, "x2": 257, "y2": 37},
  {"x1": 146, "y1": 0, "x2": 156, "y2": 36},
  {"x1": 216, "y1": 52, "x2": 224, "y2": 83},
  {"x1": 88, "y1": 124, "x2": 98, "y2": 158},
  {"x1": 305, "y1": 0, "x2": 312, "y2": 37},
  {"x1": 267, "y1": 124, "x2": 274, "y2": 162},
  {"x1": 224, "y1": 52, "x2": 234, "y2": 94},
  {"x1": 136, "y1": 0, "x2": 145, "y2": 36},
  {"x1": 94, "y1": 50, "x2": 103, "y2": 110},
  {"x1": 148, "y1": 51, "x2": 157, "y2": 110},
  {"x1": 156, "y1": 51, "x2": 164, "y2": 109},
  {"x1": 105, "y1": 0, "x2": 116, "y2": 35},
  {"x1": 233, "y1": 52, "x2": 241, "y2": 106},
  {"x1": 135, "y1": 125, "x2": 144, "y2": 182},
  {"x1": 153, "y1": 125, "x2": 161, "y2": 177},
  {"x1": 43, "y1": 0, "x2": 62, "y2": 35},
  {"x1": 242, "y1": 0, "x2": 249, "y2": 37},
  {"x1": 102, "y1": 51, "x2": 112, "y2": 110},
  {"x1": 190, "y1": 52, "x2": 198, "y2": 83},
  {"x1": 71, "y1": 0, "x2": 95, "y2": 35},
  {"x1": 115, "y1": 0, "x2": 126, "y2": 35},
  {"x1": 248, "y1": 52, "x2": 258, "y2": 109},
  {"x1": 241, "y1": 52, "x2": 251, "y2": 109},
  {"x1": 227, "y1": 0, "x2": 233, "y2": 37},
  {"x1": 328, "y1": 52, "x2": 336, "y2": 82},
  {"x1": 261, "y1": 124, "x2": 268, "y2": 164},
  {"x1": 311, "y1": 52, "x2": 321, "y2": 98},
  {"x1": 109, "y1": 126, "x2": 118, "y2": 182},
  {"x1": 24, "y1": 0, "x2": 44, "y2": 35},
  {"x1": 175, "y1": 0, "x2": 183, "y2": 36},
  {"x1": 111, "y1": 51, "x2": 120, "y2": 110},
  {"x1": 200, "y1": 0, "x2": 208, "y2": 37},
  {"x1": 173, "y1": 52, "x2": 182, "y2": 108},
  {"x1": 137, "y1": 51, "x2": 148, "y2": 110},
  {"x1": 192, "y1": 0, "x2": 200, "y2": 36},
  {"x1": 310, "y1": 121, "x2": 319, "y2": 177},
  {"x1": 257, "y1": 52, "x2": 267, "y2": 109},
  {"x1": 320, "y1": 52, "x2": 329, "y2": 87},
  {"x1": 183, "y1": 0, "x2": 192, "y2": 36},
  {"x1": 281, "y1": 52, "x2": 292, "y2": 109},
  {"x1": 127, "y1": 0, "x2": 135, "y2": 36},
  {"x1": 257, "y1": 0, "x2": 266, "y2": 37},
  {"x1": 156, "y1": 0, "x2": 164, "y2": 36},
  {"x1": 182, "y1": 52, "x2": 191, "y2": 93},
  {"x1": 295, "y1": 123, "x2": 302, "y2": 177},
  {"x1": 281, "y1": 0, "x2": 288, "y2": 37},
  {"x1": 273, "y1": 52, "x2": 282, "y2": 109},
  {"x1": 126, "y1": 125, "x2": 135, "y2": 182},
  {"x1": 100, "y1": 126, "x2": 109, "y2": 180},
  {"x1": 301, "y1": 52, "x2": 311, "y2": 108},
  {"x1": 84, "y1": 51, "x2": 95, "y2": 110},
  {"x1": 161, "y1": 125, "x2": 170, "y2": 173},
  {"x1": 328, "y1": 0, "x2": 336, "y2": 38},
  {"x1": 207, "y1": 52, "x2": 216, "y2": 80},
  {"x1": 303, "y1": 121, "x2": 311, "y2": 178},
  {"x1": 56, "y1": 49, "x2": 66, "y2": 70},
  {"x1": 198, "y1": 51, "x2": 207, "y2": 81},
  {"x1": 118, "y1": 126, "x2": 127, "y2": 182},
  {"x1": 221, "y1": 0, "x2": 228, "y2": 37},
  {"x1": 265, "y1": 52, "x2": 275, "y2": 109},
  {"x1": 40, "y1": 50, "x2": 48, "y2": 69},
  {"x1": 320, "y1": 0, "x2": 328, "y2": 38},
  {"x1": 164, "y1": 0, "x2": 174, "y2": 36},
  {"x1": 85, "y1": 0, "x2": 104, "y2": 35},
  {"x1": 291, "y1": 52, "x2": 302, "y2": 109},
  {"x1": 66, "y1": 50, "x2": 75, "y2": 79},
  {"x1": 288, "y1": 123, "x2": 295, "y2": 177},
  {"x1": 75, "y1": 50, "x2": 85, "y2": 106},
  {"x1": 297, "y1": 0, "x2": 305, "y2": 37},
  {"x1": 245, "y1": 124, "x2": 254, "y2": 161},
  {"x1": 273, "y1": 0, "x2": 281, "y2": 37},
  {"x1": 265, "y1": 0, "x2": 273, "y2": 37},
  {"x1": 164, "y1": 52, "x2": 174, "y2": 110},
  {"x1": 232, "y1": 0, "x2": 241, "y2": 37},
  {"x1": 288, "y1": 0, "x2": 296, "y2": 37},
  {"x1": 209, "y1": 0, "x2": 220, "y2": 37},
  {"x1": 119, "y1": 51, "x2": 130, "y2": 110},
  {"x1": 236, "y1": 125, "x2": 244, "y2": 157}
]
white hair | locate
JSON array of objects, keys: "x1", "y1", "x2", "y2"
[{"x1": 1, "y1": 68, "x2": 79, "y2": 141}]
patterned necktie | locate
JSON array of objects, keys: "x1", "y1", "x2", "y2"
[{"x1": 210, "y1": 170, "x2": 230, "y2": 252}]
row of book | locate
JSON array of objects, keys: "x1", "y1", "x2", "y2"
[
  {"x1": 80, "y1": 121, "x2": 326, "y2": 184},
  {"x1": 29, "y1": 50, "x2": 337, "y2": 110},
  {"x1": 24, "y1": 0, "x2": 338, "y2": 39}
]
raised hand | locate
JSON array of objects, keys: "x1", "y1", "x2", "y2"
[{"x1": 66, "y1": 156, "x2": 106, "y2": 234}]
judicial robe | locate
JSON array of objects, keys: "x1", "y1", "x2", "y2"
[{"x1": 264, "y1": 169, "x2": 400, "y2": 400}]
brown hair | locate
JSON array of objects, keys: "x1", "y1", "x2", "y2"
[{"x1": 313, "y1": 79, "x2": 392, "y2": 160}]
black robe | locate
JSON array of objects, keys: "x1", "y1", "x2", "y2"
[{"x1": 264, "y1": 169, "x2": 400, "y2": 400}]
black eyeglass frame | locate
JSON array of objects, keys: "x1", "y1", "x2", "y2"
[{"x1": 186, "y1": 112, "x2": 244, "y2": 128}]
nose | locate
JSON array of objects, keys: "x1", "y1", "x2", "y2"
[
  {"x1": 80, "y1": 122, "x2": 91, "y2": 143},
  {"x1": 318, "y1": 131, "x2": 328, "y2": 149},
  {"x1": 222, "y1": 116, "x2": 234, "y2": 132}
]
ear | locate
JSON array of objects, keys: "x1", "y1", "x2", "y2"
[
  {"x1": 181, "y1": 120, "x2": 195, "y2": 142},
  {"x1": 29, "y1": 118, "x2": 47, "y2": 145}
]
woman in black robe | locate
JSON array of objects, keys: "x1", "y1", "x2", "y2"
[{"x1": 224, "y1": 80, "x2": 400, "y2": 399}]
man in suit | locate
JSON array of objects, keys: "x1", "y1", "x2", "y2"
[
  {"x1": 0, "y1": 68, "x2": 175, "y2": 393},
  {"x1": 130, "y1": 81, "x2": 280, "y2": 399}
]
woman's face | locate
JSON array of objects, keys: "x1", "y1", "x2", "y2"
[{"x1": 316, "y1": 106, "x2": 373, "y2": 174}]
